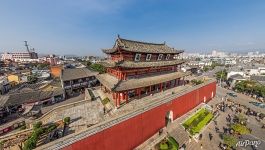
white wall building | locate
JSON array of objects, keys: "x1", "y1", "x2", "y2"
[
  {"x1": 227, "y1": 71, "x2": 245, "y2": 80},
  {"x1": 224, "y1": 59, "x2": 237, "y2": 65}
]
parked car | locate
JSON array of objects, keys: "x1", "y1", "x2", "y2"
[
  {"x1": 227, "y1": 92, "x2": 237, "y2": 97},
  {"x1": 249, "y1": 102, "x2": 265, "y2": 109}
]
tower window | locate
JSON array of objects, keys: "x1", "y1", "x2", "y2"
[
  {"x1": 166, "y1": 54, "x2": 171, "y2": 60},
  {"x1": 146, "y1": 54, "x2": 152, "y2": 61},
  {"x1": 134, "y1": 53, "x2": 141, "y2": 61},
  {"x1": 157, "y1": 54, "x2": 163, "y2": 60}
]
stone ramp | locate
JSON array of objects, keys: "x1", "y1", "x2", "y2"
[{"x1": 168, "y1": 124, "x2": 189, "y2": 147}]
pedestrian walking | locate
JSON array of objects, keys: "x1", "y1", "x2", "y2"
[{"x1": 209, "y1": 133, "x2": 213, "y2": 141}]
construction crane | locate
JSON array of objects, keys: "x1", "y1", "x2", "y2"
[{"x1": 24, "y1": 41, "x2": 30, "y2": 52}]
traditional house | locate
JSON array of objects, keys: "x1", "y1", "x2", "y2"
[
  {"x1": 60, "y1": 68, "x2": 98, "y2": 97},
  {"x1": 97, "y1": 36, "x2": 190, "y2": 107}
]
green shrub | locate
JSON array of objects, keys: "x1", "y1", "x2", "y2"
[
  {"x1": 159, "y1": 142, "x2": 169, "y2": 150},
  {"x1": 64, "y1": 117, "x2": 71, "y2": 125},
  {"x1": 183, "y1": 108, "x2": 213, "y2": 135},
  {"x1": 223, "y1": 134, "x2": 238, "y2": 148},
  {"x1": 191, "y1": 79, "x2": 204, "y2": 85},
  {"x1": 33, "y1": 121, "x2": 42, "y2": 129},
  {"x1": 46, "y1": 123, "x2": 58, "y2": 133},
  {"x1": 0, "y1": 141, "x2": 4, "y2": 147},
  {"x1": 23, "y1": 126, "x2": 44, "y2": 150},
  {"x1": 102, "y1": 98, "x2": 110, "y2": 105},
  {"x1": 20, "y1": 125, "x2": 26, "y2": 130},
  {"x1": 190, "y1": 113, "x2": 213, "y2": 135},
  {"x1": 168, "y1": 137, "x2": 179, "y2": 150},
  {"x1": 231, "y1": 123, "x2": 250, "y2": 135}
]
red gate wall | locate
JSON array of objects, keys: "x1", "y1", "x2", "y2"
[{"x1": 64, "y1": 82, "x2": 216, "y2": 150}]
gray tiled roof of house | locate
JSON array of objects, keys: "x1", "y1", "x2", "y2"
[
  {"x1": 250, "y1": 75, "x2": 265, "y2": 85},
  {"x1": 0, "y1": 88, "x2": 64, "y2": 107},
  {"x1": 61, "y1": 68, "x2": 98, "y2": 81},
  {"x1": 102, "y1": 36, "x2": 184, "y2": 54},
  {"x1": 251, "y1": 75, "x2": 265, "y2": 81}
]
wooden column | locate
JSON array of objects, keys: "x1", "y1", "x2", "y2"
[
  {"x1": 138, "y1": 88, "x2": 141, "y2": 98},
  {"x1": 174, "y1": 79, "x2": 177, "y2": 87},
  {"x1": 149, "y1": 85, "x2": 152, "y2": 93},
  {"x1": 112, "y1": 93, "x2": 115, "y2": 99},
  {"x1": 160, "y1": 83, "x2": 163, "y2": 92},
  {"x1": 117, "y1": 92, "x2": 120, "y2": 107},
  {"x1": 125, "y1": 91, "x2": 128, "y2": 103},
  {"x1": 115, "y1": 92, "x2": 118, "y2": 107},
  {"x1": 124, "y1": 73, "x2": 126, "y2": 80},
  {"x1": 122, "y1": 92, "x2": 125, "y2": 100}
]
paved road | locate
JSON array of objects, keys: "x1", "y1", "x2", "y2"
[{"x1": 216, "y1": 86, "x2": 265, "y2": 113}]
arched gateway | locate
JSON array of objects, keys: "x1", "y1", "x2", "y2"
[{"x1": 165, "y1": 110, "x2": 173, "y2": 126}]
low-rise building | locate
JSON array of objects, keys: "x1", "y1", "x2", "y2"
[
  {"x1": 224, "y1": 58, "x2": 237, "y2": 65},
  {"x1": 188, "y1": 60, "x2": 212, "y2": 69},
  {"x1": 7, "y1": 74, "x2": 28, "y2": 85},
  {"x1": 0, "y1": 77, "x2": 11, "y2": 95},
  {"x1": 227, "y1": 71, "x2": 245, "y2": 79},
  {"x1": 250, "y1": 75, "x2": 265, "y2": 85},
  {"x1": 227, "y1": 74, "x2": 246, "y2": 88},
  {"x1": 60, "y1": 68, "x2": 98, "y2": 97},
  {"x1": 50, "y1": 65, "x2": 63, "y2": 77}
]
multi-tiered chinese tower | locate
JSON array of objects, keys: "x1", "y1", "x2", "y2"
[{"x1": 97, "y1": 36, "x2": 189, "y2": 107}]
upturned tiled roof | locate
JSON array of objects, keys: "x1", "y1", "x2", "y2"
[
  {"x1": 96, "y1": 71, "x2": 190, "y2": 92},
  {"x1": 100, "y1": 59, "x2": 185, "y2": 68},
  {"x1": 102, "y1": 36, "x2": 184, "y2": 54}
]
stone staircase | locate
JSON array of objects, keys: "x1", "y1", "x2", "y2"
[{"x1": 168, "y1": 124, "x2": 189, "y2": 147}]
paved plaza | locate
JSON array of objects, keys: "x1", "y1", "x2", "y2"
[{"x1": 137, "y1": 86, "x2": 265, "y2": 150}]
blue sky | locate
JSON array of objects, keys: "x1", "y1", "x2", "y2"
[{"x1": 0, "y1": 0, "x2": 265, "y2": 56}]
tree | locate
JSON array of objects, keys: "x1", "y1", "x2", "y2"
[
  {"x1": 223, "y1": 134, "x2": 238, "y2": 148},
  {"x1": 203, "y1": 66, "x2": 210, "y2": 72},
  {"x1": 86, "y1": 61, "x2": 92, "y2": 67},
  {"x1": 37, "y1": 63, "x2": 50, "y2": 70},
  {"x1": 27, "y1": 73, "x2": 38, "y2": 84},
  {"x1": 215, "y1": 69, "x2": 227, "y2": 81},
  {"x1": 33, "y1": 121, "x2": 42, "y2": 129},
  {"x1": 89, "y1": 63, "x2": 106, "y2": 74},
  {"x1": 80, "y1": 60, "x2": 92, "y2": 68},
  {"x1": 191, "y1": 79, "x2": 203, "y2": 85},
  {"x1": 234, "y1": 80, "x2": 261, "y2": 95},
  {"x1": 63, "y1": 117, "x2": 71, "y2": 125}
]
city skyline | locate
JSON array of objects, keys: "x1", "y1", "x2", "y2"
[{"x1": 1, "y1": 0, "x2": 265, "y2": 55}]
